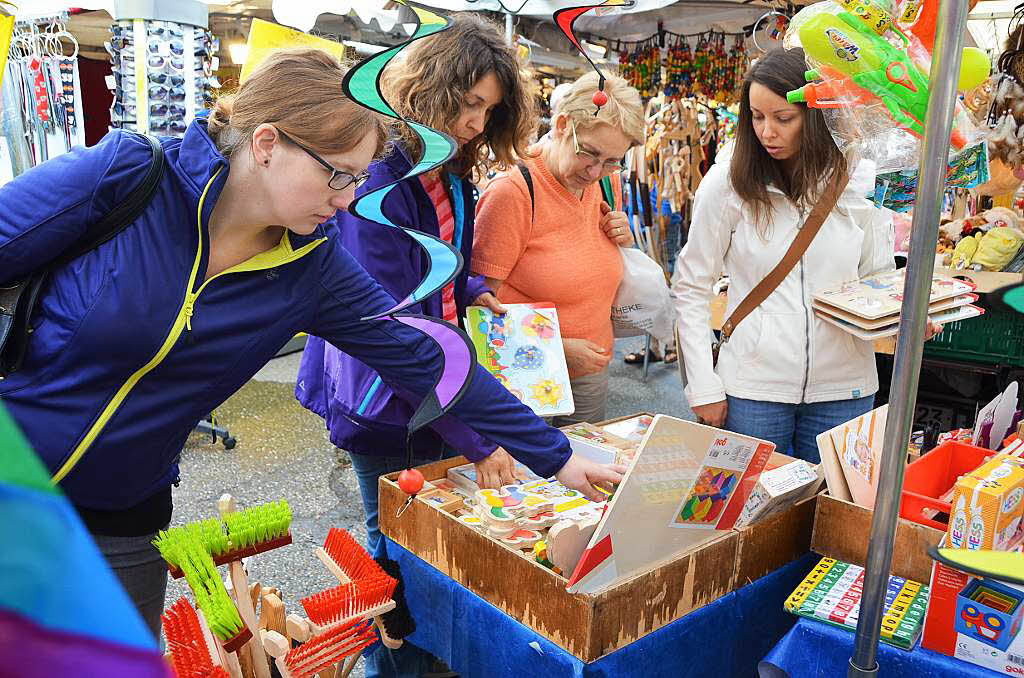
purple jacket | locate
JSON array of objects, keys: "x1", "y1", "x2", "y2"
[{"x1": 297, "y1": 145, "x2": 497, "y2": 461}]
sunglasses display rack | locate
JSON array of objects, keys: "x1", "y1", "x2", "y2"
[
  {"x1": 106, "y1": 18, "x2": 219, "y2": 138},
  {"x1": 1, "y1": 14, "x2": 85, "y2": 183}
]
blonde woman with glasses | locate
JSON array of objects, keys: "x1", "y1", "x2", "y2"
[{"x1": 472, "y1": 72, "x2": 644, "y2": 425}]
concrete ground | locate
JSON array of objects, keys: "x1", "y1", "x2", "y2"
[{"x1": 167, "y1": 336, "x2": 692, "y2": 675}]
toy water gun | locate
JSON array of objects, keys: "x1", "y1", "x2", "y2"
[{"x1": 788, "y1": 7, "x2": 967, "y2": 149}]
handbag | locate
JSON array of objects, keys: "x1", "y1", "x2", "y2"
[
  {"x1": 0, "y1": 133, "x2": 164, "y2": 377},
  {"x1": 712, "y1": 170, "x2": 849, "y2": 365}
]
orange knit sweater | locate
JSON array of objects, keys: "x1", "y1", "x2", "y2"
[{"x1": 472, "y1": 153, "x2": 623, "y2": 375}]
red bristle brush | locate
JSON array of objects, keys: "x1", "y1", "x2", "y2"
[
  {"x1": 162, "y1": 597, "x2": 234, "y2": 678},
  {"x1": 312, "y1": 528, "x2": 403, "y2": 647},
  {"x1": 280, "y1": 617, "x2": 378, "y2": 678}
]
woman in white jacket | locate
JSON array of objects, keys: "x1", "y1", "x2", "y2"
[{"x1": 672, "y1": 48, "x2": 927, "y2": 462}]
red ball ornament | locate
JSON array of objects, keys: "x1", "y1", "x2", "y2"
[
  {"x1": 592, "y1": 90, "x2": 608, "y2": 107},
  {"x1": 397, "y1": 468, "x2": 425, "y2": 495}
]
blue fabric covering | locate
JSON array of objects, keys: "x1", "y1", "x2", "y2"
[
  {"x1": 762, "y1": 618, "x2": 996, "y2": 677},
  {"x1": 380, "y1": 538, "x2": 816, "y2": 677}
]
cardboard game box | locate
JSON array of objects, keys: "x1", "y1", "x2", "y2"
[
  {"x1": 735, "y1": 460, "x2": 824, "y2": 529},
  {"x1": 948, "y1": 452, "x2": 1024, "y2": 552},
  {"x1": 923, "y1": 537, "x2": 1024, "y2": 674}
]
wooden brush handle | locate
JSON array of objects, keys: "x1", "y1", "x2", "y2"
[{"x1": 219, "y1": 494, "x2": 271, "y2": 678}]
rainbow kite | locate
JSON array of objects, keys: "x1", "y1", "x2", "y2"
[{"x1": 0, "y1": 403, "x2": 170, "y2": 676}]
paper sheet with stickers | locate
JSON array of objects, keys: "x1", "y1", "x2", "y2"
[
  {"x1": 812, "y1": 270, "x2": 976, "y2": 322},
  {"x1": 566, "y1": 415, "x2": 774, "y2": 594},
  {"x1": 467, "y1": 302, "x2": 574, "y2": 417}
]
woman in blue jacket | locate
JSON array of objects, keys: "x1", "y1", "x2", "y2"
[
  {"x1": 297, "y1": 17, "x2": 537, "y2": 554},
  {"x1": 0, "y1": 48, "x2": 621, "y2": 639}
]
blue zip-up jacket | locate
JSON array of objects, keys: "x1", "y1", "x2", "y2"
[
  {"x1": 296, "y1": 145, "x2": 498, "y2": 461},
  {"x1": 0, "y1": 121, "x2": 572, "y2": 511}
]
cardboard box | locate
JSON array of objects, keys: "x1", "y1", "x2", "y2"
[
  {"x1": 811, "y1": 493, "x2": 944, "y2": 583},
  {"x1": 734, "y1": 460, "x2": 823, "y2": 529},
  {"x1": 922, "y1": 537, "x2": 1024, "y2": 674},
  {"x1": 947, "y1": 453, "x2": 1024, "y2": 551},
  {"x1": 379, "y1": 454, "x2": 818, "y2": 661}
]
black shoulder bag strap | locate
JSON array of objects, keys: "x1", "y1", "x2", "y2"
[
  {"x1": 516, "y1": 161, "x2": 535, "y2": 222},
  {"x1": 0, "y1": 133, "x2": 165, "y2": 377}
]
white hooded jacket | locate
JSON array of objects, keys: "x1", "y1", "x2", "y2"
[{"x1": 671, "y1": 152, "x2": 895, "y2": 408}]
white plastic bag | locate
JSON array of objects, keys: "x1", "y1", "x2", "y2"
[{"x1": 611, "y1": 247, "x2": 674, "y2": 344}]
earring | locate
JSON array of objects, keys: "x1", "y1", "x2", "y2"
[{"x1": 264, "y1": 158, "x2": 269, "y2": 165}]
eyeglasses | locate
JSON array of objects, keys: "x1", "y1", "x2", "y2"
[
  {"x1": 571, "y1": 120, "x2": 625, "y2": 172},
  {"x1": 277, "y1": 129, "x2": 370, "y2": 191}
]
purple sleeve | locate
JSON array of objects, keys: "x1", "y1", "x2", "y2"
[{"x1": 461, "y1": 274, "x2": 492, "y2": 309}]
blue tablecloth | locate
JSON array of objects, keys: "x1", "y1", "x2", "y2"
[
  {"x1": 380, "y1": 537, "x2": 816, "y2": 677},
  {"x1": 761, "y1": 617, "x2": 998, "y2": 677}
]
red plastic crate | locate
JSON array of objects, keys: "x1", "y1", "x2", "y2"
[{"x1": 900, "y1": 441, "x2": 992, "y2": 531}]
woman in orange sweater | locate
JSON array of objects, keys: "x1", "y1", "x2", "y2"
[{"x1": 472, "y1": 72, "x2": 644, "y2": 425}]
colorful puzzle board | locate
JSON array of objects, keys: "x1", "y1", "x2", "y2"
[
  {"x1": 830, "y1": 405, "x2": 887, "y2": 510},
  {"x1": 467, "y1": 302, "x2": 574, "y2": 417},
  {"x1": 811, "y1": 270, "x2": 975, "y2": 321},
  {"x1": 784, "y1": 557, "x2": 929, "y2": 650}
]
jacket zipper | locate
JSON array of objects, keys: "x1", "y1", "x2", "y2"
[
  {"x1": 799, "y1": 256, "x2": 811, "y2": 401},
  {"x1": 51, "y1": 169, "x2": 326, "y2": 483}
]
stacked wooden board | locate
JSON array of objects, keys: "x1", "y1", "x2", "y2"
[{"x1": 813, "y1": 270, "x2": 982, "y2": 340}]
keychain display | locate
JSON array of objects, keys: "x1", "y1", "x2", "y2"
[
  {"x1": 1, "y1": 15, "x2": 83, "y2": 180},
  {"x1": 662, "y1": 32, "x2": 748, "y2": 103},
  {"x1": 107, "y1": 18, "x2": 219, "y2": 139},
  {"x1": 663, "y1": 36, "x2": 692, "y2": 99},
  {"x1": 618, "y1": 37, "x2": 660, "y2": 99}
]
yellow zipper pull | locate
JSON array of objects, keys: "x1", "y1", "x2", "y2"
[{"x1": 183, "y1": 296, "x2": 195, "y2": 331}]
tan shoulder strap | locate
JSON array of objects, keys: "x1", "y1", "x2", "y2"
[{"x1": 720, "y1": 170, "x2": 850, "y2": 342}]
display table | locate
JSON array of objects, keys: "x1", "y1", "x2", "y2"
[
  {"x1": 761, "y1": 617, "x2": 996, "y2": 677},
  {"x1": 377, "y1": 537, "x2": 816, "y2": 677}
]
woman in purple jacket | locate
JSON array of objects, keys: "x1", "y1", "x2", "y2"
[{"x1": 297, "y1": 15, "x2": 538, "y2": 550}]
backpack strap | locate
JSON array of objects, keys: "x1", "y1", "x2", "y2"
[
  {"x1": 1, "y1": 133, "x2": 165, "y2": 377},
  {"x1": 53, "y1": 133, "x2": 165, "y2": 270},
  {"x1": 517, "y1": 161, "x2": 535, "y2": 222}
]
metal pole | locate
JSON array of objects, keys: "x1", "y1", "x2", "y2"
[
  {"x1": 848, "y1": 0, "x2": 969, "y2": 675},
  {"x1": 505, "y1": 11, "x2": 513, "y2": 42}
]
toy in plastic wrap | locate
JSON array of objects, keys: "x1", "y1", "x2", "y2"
[
  {"x1": 784, "y1": 0, "x2": 988, "y2": 174},
  {"x1": 871, "y1": 141, "x2": 990, "y2": 211}
]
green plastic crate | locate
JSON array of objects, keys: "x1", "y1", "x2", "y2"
[{"x1": 924, "y1": 305, "x2": 1024, "y2": 366}]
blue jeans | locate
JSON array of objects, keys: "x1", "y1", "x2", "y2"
[
  {"x1": 725, "y1": 395, "x2": 875, "y2": 463},
  {"x1": 91, "y1": 531, "x2": 168, "y2": 641},
  {"x1": 349, "y1": 448, "x2": 457, "y2": 678}
]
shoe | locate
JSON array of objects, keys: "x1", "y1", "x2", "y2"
[{"x1": 623, "y1": 349, "x2": 661, "y2": 365}]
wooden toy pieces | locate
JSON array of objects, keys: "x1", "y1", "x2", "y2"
[
  {"x1": 547, "y1": 516, "x2": 601, "y2": 577},
  {"x1": 472, "y1": 484, "x2": 555, "y2": 536},
  {"x1": 500, "y1": 528, "x2": 544, "y2": 550}
]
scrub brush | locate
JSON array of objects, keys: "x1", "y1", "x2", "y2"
[{"x1": 162, "y1": 596, "x2": 234, "y2": 678}]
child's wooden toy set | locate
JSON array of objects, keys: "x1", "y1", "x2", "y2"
[{"x1": 378, "y1": 413, "x2": 823, "y2": 661}]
